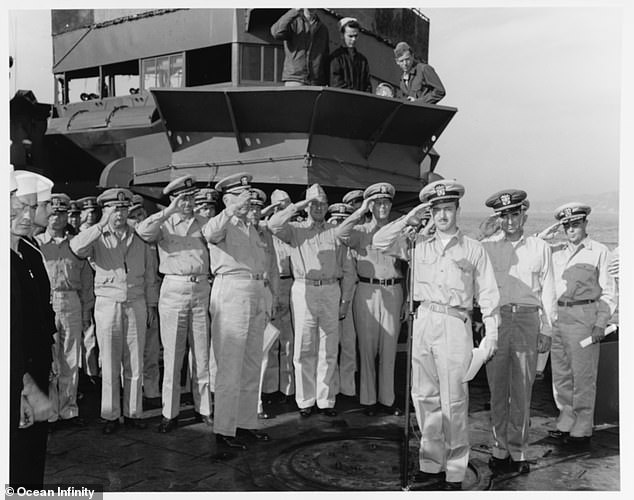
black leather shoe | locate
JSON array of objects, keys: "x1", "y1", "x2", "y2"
[
  {"x1": 412, "y1": 470, "x2": 444, "y2": 483},
  {"x1": 157, "y1": 417, "x2": 178, "y2": 433},
  {"x1": 511, "y1": 460, "x2": 530, "y2": 474},
  {"x1": 215, "y1": 434, "x2": 247, "y2": 450},
  {"x1": 441, "y1": 481, "x2": 462, "y2": 491},
  {"x1": 488, "y1": 456, "x2": 512, "y2": 473},
  {"x1": 548, "y1": 429, "x2": 569, "y2": 440},
  {"x1": 379, "y1": 404, "x2": 402, "y2": 416},
  {"x1": 257, "y1": 411, "x2": 274, "y2": 419},
  {"x1": 299, "y1": 406, "x2": 313, "y2": 418},
  {"x1": 61, "y1": 416, "x2": 85, "y2": 428},
  {"x1": 142, "y1": 396, "x2": 162, "y2": 410},
  {"x1": 102, "y1": 419, "x2": 120, "y2": 435},
  {"x1": 124, "y1": 417, "x2": 148, "y2": 429},
  {"x1": 237, "y1": 428, "x2": 270, "y2": 441},
  {"x1": 362, "y1": 404, "x2": 377, "y2": 416},
  {"x1": 194, "y1": 412, "x2": 213, "y2": 426},
  {"x1": 564, "y1": 435, "x2": 591, "y2": 448},
  {"x1": 319, "y1": 407, "x2": 338, "y2": 417}
]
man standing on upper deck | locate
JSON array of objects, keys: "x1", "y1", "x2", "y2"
[
  {"x1": 271, "y1": 8, "x2": 330, "y2": 86},
  {"x1": 373, "y1": 180, "x2": 499, "y2": 490},
  {"x1": 539, "y1": 203, "x2": 616, "y2": 448},
  {"x1": 329, "y1": 17, "x2": 371, "y2": 92},
  {"x1": 268, "y1": 184, "x2": 355, "y2": 418},
  {"x1": 478, "y1": 189, "x2": 557, "y2": 474},
  {"x1": 393, "y1": 41, "x2": 445, "y2": 104},
  {"x1": 204, "y1": 173, "x2": 275, "y2": 450},
  {"x1": 335, "y1": 182, "x2": 405, "y2": 416},
  {"x1": 135, "y1": 175, "x2": 213, "y2": 433}
]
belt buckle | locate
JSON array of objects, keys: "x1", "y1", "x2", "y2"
[
  {"x1": 316, "y1": 279, "x2": 322, "y2": 286},
  {"x1": 511, "y1": 304, "x2": 518, "y2": 313},
  {"x1": 189, "y1": 276, "x2": 198, "y2": 283}
]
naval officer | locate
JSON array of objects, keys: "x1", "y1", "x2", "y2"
[
  {"x1": 373, "y1": 180, "x2": 499, "y2": 490},
  {"x1": 135, "y1": 175, "x2": 213, "y2": 432},
  {"x1": 70, "y1": 188, "x2": 159, "y2": 434},
  {"x1": 479, "y1": 189, "x2": 557, "y2": 473}
]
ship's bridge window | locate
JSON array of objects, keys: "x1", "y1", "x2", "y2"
[
  {"x1": 241, "y1": 44, "x2": 284, "y2": 84},
  {"x1": 142, "y1": 52, "x2": 185, "y2": 91}
]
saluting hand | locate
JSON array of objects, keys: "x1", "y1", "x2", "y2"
[
  {"x1": 478, "y1": 214, "x2": 500, "y2": 239},
  {"x1": 164, "y1": 193, "x2": 188, "y2": 217},
  {"x1": 98, "y1": 206, "x2": 116, "y2": 228},
  {"x1": 537, "y1": 222, "x2": 561, "y2": 241}
]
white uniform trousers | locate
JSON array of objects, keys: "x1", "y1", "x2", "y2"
[
  {"x1": 48, "y1": 291, "x2": 82, "y2": 421},
  {"x1": 258, "y1": 322, "x2": 281, "y2": 413},
  {"x1": 486, "y1": 308, "x2": 539, "y2": 461},
  {"x1": 81, "y1": 319, "x2": 99, "y2": 377},
  {"x1": 143, "y1": 311, "x2": 161, "y2": 399},
  {"x1": 291, "y1": 281, "x2": 341, "y2": 409},
  {"x1": 211, "y1": 275, "x2": 266, "y2": 436},
  {"x1": 94, "y1": 296, "x2": 146, "y2": 420},
  {"x1": 551, "y1": 303, "x2": 601, "y2": 437},
  {"x1": 353, "y1": 282, "x2": 403, "y2": 406},
  {"x1": 159, "y1": 276, "x2": 211, "y2": 419},
  {"x1": 411, "y1": 308, "x2": 472, "y2": 483},
  {"x1": 336, "y1": 307, "x2": 357, "y2": 397}
]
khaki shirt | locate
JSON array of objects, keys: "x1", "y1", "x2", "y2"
[
  {"x1": 135, "y1": 211, "x2": 210, "y2": 276},
  {"x1": 551, "y1": 237, "x2": 617, "y2": 329},
  {"x1": 373, "y1": 215, "x2": 500, "y2": 337},
  {"x1": 482, "y1": 234, "x2": 557, "y2": 336},
  {"x1": 35, "y1": 230, "x2": 94, "y2": 311},
  {"x1": 70, "y1": 222, "x2": 159, "y2": 305},
  {"x1": 273, "y1": 236, "x2": 293, "y2": 277},
  {"x1": 268, "y1": 205, "x2": 356, "y2": 296},
  {"x1": 336, "y1": 220, "x2": 404, "y2": 280},
  {"x1": 203, "y1": 209, "x2": 269, "y2": 277}
]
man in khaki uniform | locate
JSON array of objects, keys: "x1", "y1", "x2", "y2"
[
  {"x1": 335, "y1": 183, "x2": 405, "y2": 416},
  {"x1": 135, "y1": 175, "x2": 212, "y2": 432},
  {"x1": 70, "y1": 188, "x2": 159, "y2": 434},
  {"x1": 268, "y1": 184, "x2": 355, "y2": 417},
  {"x1": 204, "y1": 173, "x2": 276, "y2": 450},
  {"x1": 374, "y1": 180, "x2": 499, "y2": 490}
]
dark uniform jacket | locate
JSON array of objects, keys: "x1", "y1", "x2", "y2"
[
  {"x1": 271, "y1": 9, "x2": 330, "y2": 85},
  {"x1": 400, "y1": 61, "x2": 446, "y2": 104},
  {"x1": 329, "y1": 46, "x2": 372, "y2": 92}
]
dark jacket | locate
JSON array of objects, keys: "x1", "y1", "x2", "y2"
[
  {"x1": 400, "y1": 61, "x2": 446, "y2": 104},
  {"x1": 271, "y1": 9, "x2": 330, "y2": 85},
  {"x1": 329, "y1": 46, "x2": 372, "y2": 92}
]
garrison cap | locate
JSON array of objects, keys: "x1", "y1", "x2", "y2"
[
  {"x1": 419, "y1": 180, "x2": 465, "y2": 205},
  {"x1": 339, "y1": 17, "x2": 358, "y2": 31},
  {"x1": 194, "y1": 188, "x2": 220, "y2": 206},
  {"x1": 249, "y1": 188, "x2": 267, "y2": 206},
  {"x1": 364, "y1": 182, "x2": 395, "y2": 200},
  {"x1": 78, "y1": 196, "x2": 99, "y2": 211},
  {"x1": 97, "y1": 188, "x2": 133, "y2": 208},
  {"x1": 485, "y1": 189, "x2": 530, "y2": 214},
  {"x1": 49, "y1": 193, "x2": 71, "y2": 212},
  {"x1": 394, "y1": 41, "x2": 413, "y2": 58},
  {"x1": 306, "y1": 183, "x2": 328, "y2": 202},
  {"x1": 271, "y1": 189, "x2": 291, "y2": 205},
  {"x1": 68, "y1": 200, "x2": 82, "y2": 214},
  {"x1": 215, "y1": 172, "x2": 252, "y2": 194},
  {"x1": 342, "y1": 189, "x2": 364, "y2": 205},
  {"x1": 128, "y1": 194, "x2": 145, "y2": 213},
  {"x1": 554, "y1": 202, "x2": 591, "y2": 223},
  {"x1": 13, "y1": 170, "x2": 54, "y2": 201},
  {"x1": 164, "y1": 175, "x2": 198, "y2": 197}
]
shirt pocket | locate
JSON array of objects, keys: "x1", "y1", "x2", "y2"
[
  {"x1": 447, "y1": 258, "x2": 473, "y2": 293},
  {"x1": 414, "y1": 251, "x2": 437, "y2": 284}
]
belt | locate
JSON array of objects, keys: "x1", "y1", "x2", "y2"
[
  {"x1": 217, "y1": 273, "x2": 265, "y2": 281},
  {"x1": 501, "y1": 303, "x2": 540, "y2": 313},
  {"x1": 416, "y1": 301, "x2": 469, "y2": 323},
  {"x1": 166, "y1": 274, "x2": 209, "y2": 283},
  {"x1": 52, "y1": 289, "x2": 79, "y2": 295},
  {"x1": 280, "y1": 275, "x2": 293, "y2": 280},
  {"x1": 358, "y1": 276, "x2": 404, "y2": 286},
  {"x1": 296, "y1": 277, "x2": 339, "y2": 286},
  {"x1": 557, "y1": 298, "x2": 597, "y2": 307}
]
